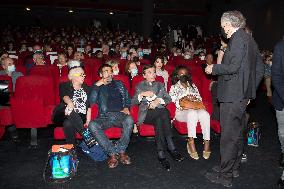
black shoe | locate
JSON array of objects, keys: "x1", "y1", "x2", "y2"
[
  {"x1": 158, "y1": 158, "x2": 170, "y2": 171},
  {"x1": 280, "y1": 153, "x2": 284, "y2": 168},
  {"x1": 212, "y1": 165, "x2": 239, "y2": 178},
  {"x1": 278, "y1": 178, "x2": 284, "y2": 189},
  {"x1": 241, "y1": 153, "x2": 248, "y2": 163},
  {"x1": 168, "y1": 150, "x2": 184, "y2": 162},
  {"x1": 81, "y1": 129, "x2": 97, "y2": 148},
  {"x1": 205, "y1": 172, "x2": 232, "y2": 188}
]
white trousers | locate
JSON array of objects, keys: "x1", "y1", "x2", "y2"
[{"x1": 175, "y1": 109, "x2": 210, "y2": 140}]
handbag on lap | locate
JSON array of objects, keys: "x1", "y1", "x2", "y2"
[{"x1": 179, "y1": 95, "x2": 206, "y2": 110}]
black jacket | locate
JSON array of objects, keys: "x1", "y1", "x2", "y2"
[
  {"x1": 272, "y1": 40, "x2": 284, "y2": 111},
  {"x1": 89, "y1": 80, "x2": 131, "y2": 117},
  {"x1": 212, "y1": 28, "x2": 264, "y2": 103}
]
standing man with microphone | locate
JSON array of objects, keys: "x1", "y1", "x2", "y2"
[{"x1": 204, "y1": 10, "x2": 264, "y2": 188}]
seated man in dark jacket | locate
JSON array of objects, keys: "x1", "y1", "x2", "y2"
[
  {"x1": 132, "y1": 64, "x2": 184, "y2": 171},
  {"x1": 89, "y1": 64, "x2": 134, "y2": 169}
]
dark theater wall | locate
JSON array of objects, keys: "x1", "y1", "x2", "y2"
[{"x1": 206, "y1": 0, "x2": 284, "y2": 50}]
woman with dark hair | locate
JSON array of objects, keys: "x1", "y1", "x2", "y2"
[
  {"x1": 153, "y1": 55, "x2": 169, "y2": 88},
  {"x1": 169, "y1": 65, "x2": 211, "y2": 160},
  {"x1": 66, "y1": 44, "x2": 75, "y2": 60}
]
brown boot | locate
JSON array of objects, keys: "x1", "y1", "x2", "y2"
[
  {"x1": 108, "y1": 154, "x2": 118, "y2": 168},
  {"x1": 119, "y1": 152, "x2": 131, "y2": 165},
  {"x1": 187, "y1": 138, "x2": 199, "y2": 160}
]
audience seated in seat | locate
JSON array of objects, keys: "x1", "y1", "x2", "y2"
[
  {"x1": 132, "y1": 64, "x2": 184, "y2": 171},
  {"x1": 88, "y1": 64, "x2": 133, "y2": 169},
  {"x1": 169, "y1": 65, "x2": 211, "y2": 160}
]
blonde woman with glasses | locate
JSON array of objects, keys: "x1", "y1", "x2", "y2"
[{"x1": 57, "y1": 60, "x2": 96, "y2": 148}]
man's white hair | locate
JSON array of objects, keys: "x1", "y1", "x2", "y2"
[{"x1": 221, "y1": 10, "x2": 246, "y2": 28}]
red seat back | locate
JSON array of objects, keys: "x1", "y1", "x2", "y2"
[
  {"x1": 113, "y1": 75, "x2": 131, "y2": 93},
  {"x1": 130, "y1": 75, "x2": 165, "y2": 97},
  {"x1": 29, "y1": 65, "x2": 56, "y2": 77},
  {"x1": 14, "y1": 75, "x2": 55, "y2": 106}
]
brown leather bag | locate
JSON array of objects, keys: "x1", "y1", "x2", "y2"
[{"x1": 179, "y1": 96, "x2": 206, "y2": 110}]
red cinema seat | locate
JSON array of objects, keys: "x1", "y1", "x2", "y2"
[
  {"x1": 130, "y1": 102, "x2": 175, "y2": 137},
  {"x1": 29, "y1": 65, "x2": 56, "y2": 77},
  {"x1": 82, "y1": 62, "x2": 93, "y2": 86},
  {"x1": 15, "y1": 65, "x2": 27, "y2": 75},
  {"x1": 91, "y1": 59, "x2": 103, "y2": 82},
  {"x1": 172, "y1": 105, "x2": 220, "y2": 134},
  {"x1": 89, "y1": 104, "x2": 122, "y2": 139},
  {"x1": 139, "y1": 59, "x2": 150, "y2": 65},
  {"x1": 113, "y1": 75, "x2": 131, "y2": 93},
  {"x1": 130, "y1": 75, "x2": 164, "y2": 97},
  {"x1": 131, "y1": 75, "x2": 172, "y2": 137},
  {"x1": 10, "y1": 75, "x2": 55, "y2": 146}
]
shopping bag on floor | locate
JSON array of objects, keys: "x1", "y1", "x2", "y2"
[
  {"x1": 79, "y1": 141, "x2": 107, "y2": 161},
  {"x1": 43, "y1": 144, "x2": 78, "y2": 183},
  {"x1": 247, "y1": 122, "x2": 261, "y2": 147}
]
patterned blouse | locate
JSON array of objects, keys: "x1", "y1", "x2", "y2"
[{"x1": 169, "y1": 81, "x2": 202, "y2": 111}]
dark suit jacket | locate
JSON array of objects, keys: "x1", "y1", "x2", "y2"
[
  {"x1": 212, "y1": 28, "x2": 264, "y2": 103},
  {"x1": 272, "y1": 40, "x2": 284, "y2": 111}
]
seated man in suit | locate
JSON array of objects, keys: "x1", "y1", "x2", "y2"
[
  {"x1": 88, "y1": 64, "x2": 134, "y2": 169},
  {"x1": 132, "y1": 64, "x2": 184, "y2": 171}
]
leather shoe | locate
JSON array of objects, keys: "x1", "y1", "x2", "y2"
[
  {"x1": 278, "y1": 178, "x2": 284, "y2": 189},
  {"x1": 168, "y1": 150, "x2": 184, "y2": 162},
  {"x1": 108, "y1": 155, "x2": 118, "y2": 169},
  {"x1": 280, "y1": 153, "x2": 284, "y2": 168},
  {"x1": 119, "y1": 152, "x2": 131, "y2": 165},
  {"x1": 205, "y1": 172, "x2": 232, "y2": 188},
  {"x1": 212, "y1": 165, "x2": 239, "y2": 178},
  {"x1": 158, "y1": 158, "x2": 170, "y2": 171}
]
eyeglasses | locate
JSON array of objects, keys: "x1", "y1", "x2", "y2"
[{"x1": 72, "y1": 73, "x2": 86, "y2": 78}]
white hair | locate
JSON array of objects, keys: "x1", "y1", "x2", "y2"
[
  {"x1": 68, "y1": 67, "x2": 84, "y2": 80},
  {"x1": 221, "y1": 11, "x2": 246, "y2": 28},
  {"x1": 67, "y1": 60, "x2": 83, "y2": 80},
  {"x1": 68, "y1": 60, "x2": 81, "y2": 69}
]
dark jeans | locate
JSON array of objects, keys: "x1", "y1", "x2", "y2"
[
  {"x1": 219, "y1": 100, "x2": 248, "y2": 178},
  {"x1": 143, "y1": 108, "x2": 174, "y2": 152},
  {"x1": 88, "y1": 112, "x2": 134, "y2": 155},
  {"x1": 63, "y1": 110, "x2": 86, "y2": 144}
]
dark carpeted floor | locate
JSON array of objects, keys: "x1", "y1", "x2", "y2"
[{"x1": 0, "y1": 90, "x2": 281, "y2": 189}]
